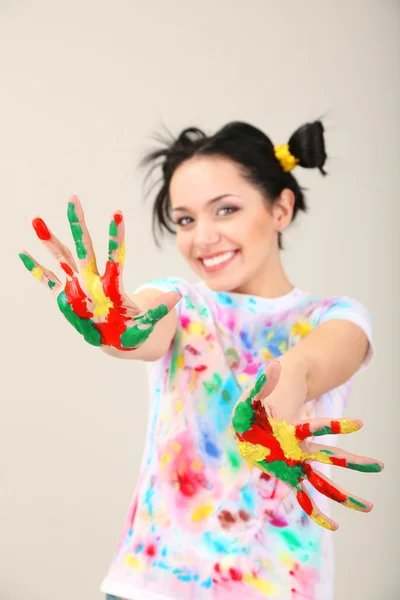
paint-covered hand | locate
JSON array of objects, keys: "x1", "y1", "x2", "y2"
[
  {"x1": 19, "y1": 195, "x2": 180, "y2": 350},
  {"x1": 232, "y1": 362, "x2": 384, "y2": 530}
]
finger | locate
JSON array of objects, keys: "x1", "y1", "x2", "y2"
[
  {"x1": 296, "y1": 483, "x2": 338, "y2": 531},
  {"x1": 242, "y1": 361, "x2": 282, "y2": 406},
  {"x1": 32, "y1": 217, "x2": 78, "y2": 276},
  {"x1": 303, "y1": 463, "x2": 373, "y2": 513},
  {"x1": 107, "y1": 210, "x2": 125, "y2": 265},
  {"x1": 120, "y1": 291, "x2": 181, "y2": 349},
  {"x1": 19, "y1": 250, "x2": 62, "y2": 295},
  {"x1": 67, "y1": 195, "x2": 98, "y2": 270},
  {"x1": 102, "y1": 211, "x2": 126, "y2": 303},
  {"x1": 294, "y1": 417, "x2": 363, "y2": 442},
  {"x1": 307, "y1": 442, "x2": 384, "y2": 473}
]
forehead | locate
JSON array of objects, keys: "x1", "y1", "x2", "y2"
[{"x1": 169, "y1": 156, "x2": 246, "y2": 208}]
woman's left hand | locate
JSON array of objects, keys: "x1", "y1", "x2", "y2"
[{"x1": 231, "y1": 362, "x2": 384, "y2": 530}]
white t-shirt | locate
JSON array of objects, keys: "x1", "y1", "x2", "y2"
[{"x1": 101, "y1": 279, "x2": 373, "y2": 600}]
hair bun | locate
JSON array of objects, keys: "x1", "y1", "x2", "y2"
[{"x1": 288, "y1": 121, "x2": 327, "y2": 175}]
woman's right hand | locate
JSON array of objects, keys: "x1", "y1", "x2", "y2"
[{"x1": 19, "y1": 195, "x2": 180, "y2": 350}]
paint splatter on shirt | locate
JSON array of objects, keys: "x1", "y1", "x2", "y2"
[{"x1": 101, "y1": 279, "x2": 373, "y2": 600}]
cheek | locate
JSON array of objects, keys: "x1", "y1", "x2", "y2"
[{"x1": 176, "y1": 233, "x2": 192, "y2": 260}]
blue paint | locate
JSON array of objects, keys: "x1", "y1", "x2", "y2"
[
  {"x1": 177, "y1": 574, "x2": 192, "y2": 582},
  {"x1": 201, "y1": 577, "x2": 213, "y2": 588},
  {"x1": 240, "y1": 329, "x2": 252, "y2": 350},
  {"x1": 241, "y1": 486, "x2": 255, "y2": 512},
  {"x1": 216, "y1": 292, "x2": 234, "y2": 306},
  {"x1": 135, "y1": 543, "x2": 144, "y2": 554},
  {"x1": 154, "y1": 561, "x2": 170, "y2": 570},
  {"x1": 205, "y1": 437, "x2": 221, "y2": 458}
]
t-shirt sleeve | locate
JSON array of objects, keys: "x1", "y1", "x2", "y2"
[{"x1": 316, "y1": 296, "x2": 375, "y2": 371}]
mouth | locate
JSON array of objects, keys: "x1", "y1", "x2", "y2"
[{"x1": 198, "y1": 250, "x2": 239, "y2": 274}]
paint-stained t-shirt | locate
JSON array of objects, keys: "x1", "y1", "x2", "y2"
[{"x1": 101, "y1": 278, "x2": 373, "y2": 600}]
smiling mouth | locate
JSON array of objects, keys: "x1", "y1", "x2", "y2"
[{"x1": 199, "y1": 250, "x2": 239, "y2": 272}]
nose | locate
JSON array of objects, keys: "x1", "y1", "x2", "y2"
[{"x1": 193, "y1": 218, "x2": 221, "y2": 248}]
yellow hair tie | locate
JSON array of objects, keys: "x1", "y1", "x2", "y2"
[{"x1": 274, "y1": 144, "x2": 299, "y2": 172}]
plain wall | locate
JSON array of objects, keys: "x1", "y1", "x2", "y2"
[{"x1": 1, "y1": 1, "x2": 399, "y2": 599}]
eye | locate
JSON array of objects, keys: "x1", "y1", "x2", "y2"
[
  {"x1": 217, "y1": 206, "x2": 238, "y2": 216},
  {"x1": 176, "y1": 216, "x2": 194, "y2": 227}
]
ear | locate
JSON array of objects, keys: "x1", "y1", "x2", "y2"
[{"x1": 272, "y1": 189, "x2": 295, "y2": 232}]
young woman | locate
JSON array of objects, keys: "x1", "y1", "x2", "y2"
[{"x1": 20, "y1": 120, "x2": 383, "y2": 600}]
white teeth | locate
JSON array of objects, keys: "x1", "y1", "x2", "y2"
[{"x1": 202, "y1": 251, "x2": 235, "y2": 267}]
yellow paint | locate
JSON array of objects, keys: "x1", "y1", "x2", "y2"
[
  {"x1": 160, "y1": 452, "x2": 172, "y2": 468},
  {"x1": 261, "y1": 347, "x2": 273, "y2": 361},
  {"x1": 269, "y1": 418, "x2": 307, "y2": 461},
  {"x1": 125, "y1": 553, "x2": 144, "y2": 569},
  {"x1": 266, "y1": 331, "x2": 274, "y2": 341},
  {"x1": 278, "y1": 341, "x2": 288, "y2": 353},
  {"x1": 82, "y1": 257, "x2": 114, "y2": 318},
  {"x1": 191, "y1": 459, "x2": 202, "y2": 472},
  {"x1": 172, "y1": 441, "x2": 181, "y2": 453},
  {"x1": 237, "y1": 373, "x2": 249, "y2": 385},
  {"x1": 339, "y1": 419, "x2": 361, "y2": 434},
  {"x1": 278, "y1": 551, "x2": 294, "y2": 568},
  {"x1": 177, "y1": 354, "x2": 184, "y2": 368},
  {"x1": 175, "y1": 400, "x2": 183, "y2": 412},
  {"x1": 238, "y1": 440, "x2": 270, "y2": 463},
  {"x1": 117, "y1": 239, "x2": 125, "y2": 265},
  {"x1": 32, "y1": 267, "x2": 43, "y2": 280},
  {"x1": 187, "y1": 322, "x2": 204, "y2": 335},
  {"x1": 291, "y1": 321, "x2": 312, "y2": 337},
  {"x1": 311, "y1": 509, "x2": 335, "y2": 530},
  {"x1": 243, "y1": 573, "x2": 276, "y2": 594},
  {"x1": 192, "y1": 505, "x2": 214, "y2": 521}
]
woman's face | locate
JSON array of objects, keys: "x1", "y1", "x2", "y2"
[{"x1": 169, "y1": 156, "x2": 292, "y2": 294}]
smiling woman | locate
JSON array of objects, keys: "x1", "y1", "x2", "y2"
[{"x1": 20, "y1": 120, "x2": 383, "y2": 600}]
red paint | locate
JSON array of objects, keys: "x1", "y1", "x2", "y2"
[
  {"x1": 65, "y1": 279, "x2": 93, "y2": 319},
  {"x1": 114, "y1": 213, "x2": 123, "y2": 226},
  {"x1": 146, "y1": 544, "x2": 156, "y2": 557},
  {"x1": 296, "y1": 490, "x2": 313, "y2": 516},
  {"x1": 61, "y1": 262, "x2": 74, "y2": 277},
  {"x1": 32, "y1": 217, "x2": 51, "y2": 241},
  {"x1": 194, "y1": 365, "x2": 207, "y2": 372},
  {"x1": 218, "y1": 510, "x2": 236, "y2": 529},
  {"x1": 295, "y1": 422, "x2": 312, "y2": 441},
  {"x1": 180, "y1": 315, "x2": 191, "y2": 329},
  {"x1": 238, "y1": 510, "x2": 250, "y2": 521},
  {"x1": 329, "y1": 456, "x2": 347, "y2": 468},
  {"x1": 186, "y1": 345, "x2": 200, "y2": 355},
  {"x1": 304, "y1": 464, "x2": 347, "y2": 504},
  {"x1": 229, "y1": 567, "x2": 242, "y2": 581},
  {"x1": 330, "y1": 420, "x2": 341, "y2": 434}
]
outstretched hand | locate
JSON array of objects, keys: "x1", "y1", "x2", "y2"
[{"x1": 232, "y1": 362, "x2": 384, "y2": 530}]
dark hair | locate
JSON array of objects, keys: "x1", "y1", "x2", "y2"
[{"x1": 141, "y1": 120, "x2": 327, "y2": 249}]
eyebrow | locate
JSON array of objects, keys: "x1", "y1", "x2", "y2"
[{"x1": 171, "y1": 194, "x2": 239, "y2": 212}]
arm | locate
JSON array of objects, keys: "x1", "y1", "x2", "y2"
[
  {"x1": 101, "y1": 288, "x2": 178, "y2": 362},
  {"x1": 267, "y1": 320, "x2": 370, "y2": 422}
]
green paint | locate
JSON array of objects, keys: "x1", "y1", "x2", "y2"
[
  {"x1": 19, "y1": 253, "x2": 35, "y2": 272},
  {"x1": 257, "y1": 458, "x2": 304, "y2": 489},
  {"x1": 185, "y1": 295, "x2": 195, "y2": 310},
  {"x1": 48, "y1": 280, "x2": 56, "y2": 289},
  {"x1": 109, "y1": 220, "x2": 118, "y2": 237},
  {"x1": 313, "y1": 426, "x2": 333, "y2": 437},
  {"x1": 213, "y1": 373, "x2": 222, "y2": 388},
  {"x1": 227, "y1": 449, "x2": 241, "y2": 470},
  {"x1": 169, "y1": 329, "x2": 181, "y2": 384},
  {"x1": 281, "y1": 530, "x2": 302, "y2": 550},
  {"x1": 232, "y1": 373, "x2": 266, "y2": 434},
  {"x1": 67, "y1": 202, "x2": 87, "y2": 259},
  {"x1": 120, "y1": 304, "x2": 168, "y2": 348},
  {"x1": 348, "y1": 496, "x2": 367, "y2": 509},
  {"x1": 221, "y1": 389, "x2": 232, "y2": 402},
  {"x1": 108, "y1": 239, "x2": 118, "y2": 254},
  {"x1": 57, "y1": 291, "x2": 102, "y2": 346},
  {"x1": 347, "y1": 462, "x2": 382, "y2": 473},
  {"x1": 320, "y1": 449, "x2": 334, "y2": 455}
]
